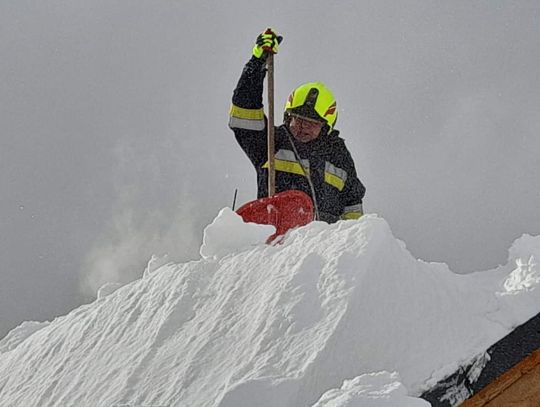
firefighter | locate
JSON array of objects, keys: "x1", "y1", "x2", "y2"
[{"x1": 229, "y1": 29, "x2": 365, "y2": 223}]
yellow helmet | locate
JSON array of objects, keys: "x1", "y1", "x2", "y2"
[{"x1": 284, "y1": 82, "x2": 338, "y2": 133}]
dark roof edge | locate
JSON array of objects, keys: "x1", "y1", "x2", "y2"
[{"x1": 420, "y1": 311, "x2": 540, "y2": 406}]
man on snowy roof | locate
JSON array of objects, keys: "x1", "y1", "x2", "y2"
[{"x1": 229, "y1": 28, "x2": 366, "y2": 223}]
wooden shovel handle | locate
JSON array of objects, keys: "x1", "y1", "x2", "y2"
[{"x1": 266, "y1": 52, "x2": 275, "y2": 197}]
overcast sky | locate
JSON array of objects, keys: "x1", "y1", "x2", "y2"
[{"x1": 2, "y1": 0, "x2": 540, "y2": 339}]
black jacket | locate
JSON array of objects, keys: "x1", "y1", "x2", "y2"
[{"x1": 229, "y1": 57, "x2": 365, "y2": 223}]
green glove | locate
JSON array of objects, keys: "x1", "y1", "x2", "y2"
[{"x1": 252, "y1": 28, "x2": 283, "y2": 59}]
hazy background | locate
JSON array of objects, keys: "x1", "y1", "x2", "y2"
[{"x1": 2, "y1": 0, "x2": 539, "y2": 339}]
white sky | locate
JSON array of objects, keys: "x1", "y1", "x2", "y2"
[{"x1": 2, "y1": 0, "x2": 540, "y2": 338}]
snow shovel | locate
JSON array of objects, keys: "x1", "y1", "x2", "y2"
[{"x1": 236, "y1": 190, "x2": 314, "y2": 243}]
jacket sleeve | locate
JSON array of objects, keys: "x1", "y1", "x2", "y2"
[
  {"x1": 340, "y1": 149, "x2": 366, "y2": 220},
  {"x1": 229, "y1": 56, "x2": 268, "y2": 168}
]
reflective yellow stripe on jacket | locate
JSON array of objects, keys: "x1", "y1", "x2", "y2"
[
  {"x1": 324, "y1": 162, "x2": 347, "y2": 191},
  {"x1": 262, "y1": 149, "x2": 310, "y2": 176},
  {"x1": 229, "y1": 105, "x2": 265, "y2": 131},
  {"x1": 341, "y1": 203, "x2": 364, "y2": 220}
]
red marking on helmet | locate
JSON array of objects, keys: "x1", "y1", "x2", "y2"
[
  {"x1": 288, "y1": 91, "x2": 294, "y2": 105},
  {"x1": 324, "y1": 102, "x2": 336, "y2": 117}
]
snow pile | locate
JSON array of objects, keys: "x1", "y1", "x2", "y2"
[
  {"x1": 0, "y1": 321, "x2": 50, "y2": 354},
  {"x1": 0, "y1": 210, "x2": 539, "y2": 407},
  {"x1": 200, "y1": 207, "x2": 275, "y2": 259},
  {"x1": 501, "y1": 234, "x2": 540, "y2": 294},
  {"x1": 312, "y1": 372, "x2": 429, "y2": 407}
]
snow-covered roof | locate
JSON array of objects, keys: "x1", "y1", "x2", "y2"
[{"x1": 0, "y1": 210, "x2": 539, "y2": 406}]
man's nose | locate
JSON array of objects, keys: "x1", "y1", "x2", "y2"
[{"x1": 297, "y1": 119, "x2": 311, "y2": 129}]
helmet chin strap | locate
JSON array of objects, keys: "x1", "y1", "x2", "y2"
[{"x1": 284, "y1": 126, "x2": 321, "y2": 221}]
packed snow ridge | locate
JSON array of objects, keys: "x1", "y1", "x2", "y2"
[{"x1": 1, "y1": 209, "x2": 539, "y2": 407}]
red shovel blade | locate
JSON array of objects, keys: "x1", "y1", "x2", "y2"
[{"x1": 236, "y1": 190, "x2": 314, "y2": 242}]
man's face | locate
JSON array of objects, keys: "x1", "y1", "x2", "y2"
[{"x1": 288, "y1": 114, "x2": 324, "y2": 143}]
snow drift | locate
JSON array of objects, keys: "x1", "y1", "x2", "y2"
[{"x1": 0, "y1": 211, "x2": 539, "y2": 407}]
